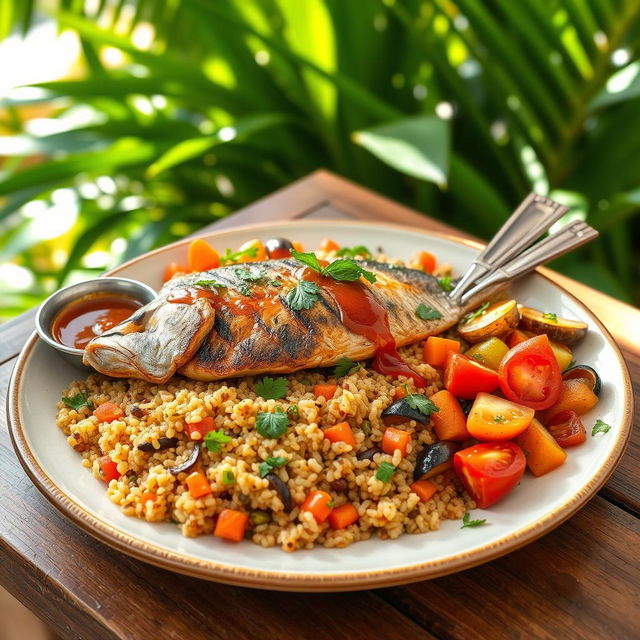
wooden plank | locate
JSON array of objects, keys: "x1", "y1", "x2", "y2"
[{"x1": 0, "y1": 308, "x2": 36, "y2": 365}]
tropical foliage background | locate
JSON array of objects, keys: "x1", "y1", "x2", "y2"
[{"x1": 1, "y1": 0, "x2": 640, "y2": 320}]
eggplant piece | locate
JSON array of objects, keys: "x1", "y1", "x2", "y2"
[
  {"x1": 265, "y1": 473, "x2": 293, "y2": 512},
  {"x1": 356, "y1": 446, "x2": 380, "y2": 461},
  {"x1": 518, "y1": 306, "x2": 588, "y2": 345},
  {"x1": 458, "y1": 300, "x2": 520, "y2": 344},
  {"x1": 563, "y1": 365, "x2": 602, "y2": 397},
  {"x1": 265, "y1": 237, "x2": 294, "y2": 259},
  {"x1": 413, "y1": 441, "x2": 459, "y2": 481},
  {"x1": 137, "y1": 437, "x2": 179, "y2": 452},
  {"x1": 168, "y1": 443, "x2": 200, "y2": 475},
  {"x1": 382, "y1": 399, "x2": 430, "y2": 427}
]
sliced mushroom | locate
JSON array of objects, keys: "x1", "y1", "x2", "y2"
[
  {"x1": 137, "y1": 437, "x2": 179, "y2": 452},
  {"x1": 168, "y1": 443, "x2": 200, "y2": 475},
  {"x1": 458, "y1": 300, "x2": 520, "y2": 344},
  {"x1": 382, "y1": 398, "x2": 430, "y2": 427},
  {"x1": 563, "y1": 365, "x2": 602, "y2": 397},
  {"x1": 413, "y1": 441, "x2": 459, "y2": 481},
  {"x1": 518, "y1": 307, "x2": 588, "y2": 345},
  {"x1": 356, "y1": 446, "x2": 380, "y2": 461},
  {"x1": 266, "y1": 473, "x2": 292, "y2": 512}
]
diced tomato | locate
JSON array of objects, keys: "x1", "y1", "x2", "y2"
[
  {"x1": 185, "y1": 416, "x2": 214, "y2": 440},
  {"x1": 236, "y1": 239, "x2": 266, "y2": 263},
  {"x1": 93, "y1": 402, "x2": 124, "y2": 423},
  {"x1": 214, "y1": 509, "x2": 248, "y2": 542},
  {"x1": 544, "y1": 379, "x2": 598, "y2": 420},
  {"x1": 163, "y1": 262, "x2": 187, "y2": 283},
  {"x1": 188, "y1": 238, "x2": 220, "y2": 272},
  {"x1": 429, "y1": 390, "x2": 470, "y2": 442},
  {"x1": 413, "y1": 251, "x2": 436, "y2": 273},
  {"x1": 444, "y1": 353, "x2": 500, "y2": 399},
  {"x1": 319, "y1": 238, "x2": 340, "y2": 253},
  {"x1": 423, "y1": 336, "x2": 460, "y2": 367},
  {"x1": 515, "y1": 419, "x2": 567, "y2": 476},
  {"x1": 506, "y1": 329, "x2": 530, "y2": 348},
  {"x1": 453, "y1": 441, "x2": 526, "y2": 508},
  {"x1": 466, "y1": 393, "x2": 534, "y2": 441},
  {"x1": 394, "y1": 386, "x2": 409, "y2": 400},
  {"x1": 328, "y1": 503, "x2": 359, "y2": 529},
  {"x1": 301, "y1": 490, "x2": 334, "y2": 523},
  {"x1": 97, "y1": 455, "x2": 120, "y2": 483},
  {"x1": 498, "y1": 335, "x2": 562, "y2": 410},
  {"x1": 547, "y1": 410, "x2": 587, "y2": 447},
  {"x1": 381, "y1": 427, "x2": 411, "y2": 457},
  {"x1": 323, "y1": 422, "x2": 356, "y2": 447},
  {"x1": 410, "y1": 479, "x2": 438, "y2": 502},
  {"x1": 314, "y1": 384, "x2": 338, "y2": 400},
  {"x1": 186, "y1": 471, "x2": 212, "y2": 498},
  {"x1": 292, "y1": 241, "x2": 304, "y2": 253}
]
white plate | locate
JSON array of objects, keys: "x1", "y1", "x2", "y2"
[{"x1": 7, "y1": 221, "x2": 633, "y2": 591}]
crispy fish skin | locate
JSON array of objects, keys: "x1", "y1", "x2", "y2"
[{"x1": 84, "y1": 259, "x2": 505, "y2": 383}]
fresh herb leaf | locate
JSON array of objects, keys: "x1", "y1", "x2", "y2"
[
  {"x1": 327, "y1": 500, "x2": 335, "y2": 508},
  {"x1": 321, "y1": 259, "x2": 377, "y2": 283},
  {"x1": 266, "y1": 456, "x2": 287, "y2": 468},
  {"x1": 290, "y1": 248, "x2": 322, "y2": 273},
  {"x1": 255, "y1": 376, "x2": 288, "y2": 400},
  {"x1": 270, "y1": 279, "x2": 282, "y2": 287},
  {"x1": 219, "y1": 246, "x2": 258, "y2": 265},
  {"x1": 461, "y1": 512, "x2": 487, "y2": 528},
  {"x1": 250, "y1": 510, "x2": 270, "y2": 525},
  {"x1": 256, "y1": 408, "x2": 289, "y2": 439},
  {"x1": 568, "y1": 359, "x2": 576, "y2": 369},
  {"x1": 438, "y1": 275, "x2": 452, "y2": 292},
  {"x1": 287, "y1": 280, "x2": 320, "y2": 310},
  {"x1": 416, "y1": 303, "x2": 442, "y2": 321},
  {"x1": 61, "y1": 392, "x2": 93, "y2": 411},
  {"x1": 335, "y1": 245, "x2": 372, "y2": 259},
  {"x1": 258, "y1": 455, "x2": 288, "y2": 478},
  {"x1": 203, "y1": 429, "x2": 232, "y2": 453},
  {"x1": 287, "y1": 404, "x2": 300, "y2": 420},
  {"x1": 376, "y1": 461, "x2": 397, "y2": 483},
  {"x1": 193, "y1": 279, "x2": 225, "y2": 288},
  {"x1": 542, "y1": 312, "x2": 558, "y2": 323},
  {"x1": 403, "y1": 386, "x2": 439, "y2": 417},
  {"x1": 222, "y1": 469, "x2": 235, "y2": 484},
  {"x1": 494, "y1": 415, "x2": 505, "y2": 423},
  {"x1": 334, "y1": 356, "x2": 361, "y2": 377},
  {"x1": 237, "y1": 283, "x2": 252, "y2": 296},
  {"x1": 361, "y1": 419, "x2": 371, "y2": 435},
  {"x1": 591, "y1": 419, "x2": 612, "y2": 436},
  {"x1": 464, "y1": 302, "x2": 490, "y2": 324},
  {"x1": 234, "y1": 267, "x2": 267, "y2": 282}
]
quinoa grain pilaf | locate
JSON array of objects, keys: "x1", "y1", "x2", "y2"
[{"x1": 56, "y1": 341, "x2": 474, "y2": 551}]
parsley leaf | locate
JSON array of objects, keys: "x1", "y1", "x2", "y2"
[
  {"x1": 361, "y1": 419, "x2": 371, "y2": 435},
  {"x1": 219, "y1": 246, "x2": 258, "y2": 265},
  {"x1": 461, "y1": 512, "x2": 487, "y2": 529},
  {"x1": 222, "y1": 469, "x2": 235, "y2": 485},
  {"x1": 203, "y1": 429, "x2": 232, "y2": 453},
  {"x1": 591, "y1": 419, "x2": 612, "y2": 436},
  {"x1": 270, "y1": 279, "x2": 282, "y2": 287},
  {"x1": 193, "y1": 279, "x2": 225, "y2": 288},
  {"x1": 287, "y1": 280, "x2": 320, "y2": 310},
  {"x1": 403, "y1": 386, "x2": 439, "y2": 417},
  {"x1": 464, "y1": 301, "x2": 490, "y2": 324},
  {"x1": 255, "y1": 376, "x2": 288, "y2": 400},
  {"x1": 258, "y1": 456, "x2": 288, "y2": 478},
  {"x1": 568, "y1": 359, "x2": 576, "y2": 369},
  {"x1": 61, "y1": 392, "x2": 93, "y2": 411},
  {"x1": 290, "y1": 249, "x2": 322, "y2": 273},
  {"x1": 287, "y1": 404, "x2": 300, "y2": 420},
  {"x1": 542, "y1": 312, "x2": 558, "y2": 323},
  {"x1": 438, "y1": 275, "x2": 452, "y2": 292},
  {"x1": 334, "y1": 356, "x2": 361, "y2": 377},
  {"x1": 322, "y1": 259, "x2": 377, "y2": 283},
  {"x1": 416, "y1": 303, "x2": 442, "y2": 321},
  {"x1": 494, "y1": 415, "x2": 505, "y2": 423},
  {"x1": 376, "y1": 461, "x2": 397, "y2": 483},
  {"x1": 234, "y1": 267, "x2": 267, "y2": 282},
  {"x1": 256, "y1": 408, "x2": 289, "y2": 439},
  {"x1": 326, "y1": 500, "x2": 335, "y2": 508},
  {"x1": 335, "y1": 245, "x2": 372, "y2": 259}
]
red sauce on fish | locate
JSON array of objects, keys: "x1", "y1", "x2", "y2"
[
  {"x1": 307, "y1": 271, "x2": 426, "y2": 387},
  {"x1": 52, "y1": 294, "x2": 142, "y2": 349},
  {"x1": 167, "y1": 285, "x2": 280, "y2": 317},
  {"x1": 166, "y1": 287, "x2": 219, "y2": 305}
]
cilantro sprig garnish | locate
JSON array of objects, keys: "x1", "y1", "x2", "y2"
[
  {"x1": 493, "y1": 415, "x2": 506, "y2": 423},
  {"x1": 591, "y1": 419, "x2": 612, "y2": 436},
  {"x1": 335, "y1": 245, "x2": 372, "y2": 259},
  {"x1": 438, "y1": 275, "x2": 452, "y2": 292},
  {"x1": 402, "y1": 384, "x2": 439, "y2": 417},
  {"x1": 61, "y1": 392, "x2": 93, "y2": 411},
  {"x1": 255, "y1": 376, "x2": 288, "y2": 400},
  {"x1": 464, "y1": 301, "x2": 490, "y2": 324},
  {"x1": 193, "y1": 279, "x2": 226, "y2": 288},
  {"x1": 461, "y1": 512, "x2": 487, "y2": 529},
  {"x1": 334, "y1": 356, "x2": 361, "y2": 377},
  {"x1": 258, "y1": 456, "x2": 288, "y2": 478},
  {"x1": 203, "y1": 429, "x2": 232, "y2": 453},
  {"x1": 219, "y1": 246, "x2": 258, "y2": 265},
  {"x1": 416, "y1": 303, "x2": 442, "y2": 321},
  {"x1": 542, "y1": 312, "x2": 558, "y2": 323},
  {"x1": 222, "y1": 469, "x2": 235, "y2": 484},
  {"x1": 256, "y1": 408, "x2": 289, "y2": 439},
  {"x1": 290, "y1": 249, "x2": 377, "y2": 284},
  {"x1": 287, "y1": 280, "x2": 320, "y2": 311},
  {"x1": 287, "y1": 404, "x2": 300, "y2": 420},
  {"x1": 375, "y1": 461, "x2": 397, "y2": 483}
]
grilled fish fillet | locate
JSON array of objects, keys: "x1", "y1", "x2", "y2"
[{"x1": 84, "y1": 259, "x2": 505, "y2": 383}]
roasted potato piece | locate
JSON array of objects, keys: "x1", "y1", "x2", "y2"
[
  {"x1": 458, "y1": 300, "x2": 520, "y2": 344},
  {"x1": 518, "y1": 307, "x2": 587, "y2": 346}
]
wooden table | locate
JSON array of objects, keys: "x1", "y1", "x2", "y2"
[{"x1": 1, "y1": 171, "x2": 638, "y2": 640}]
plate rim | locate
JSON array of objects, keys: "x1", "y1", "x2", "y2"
[{"x1": 6, "y1": 219, "x2": 634, "y2": 591}]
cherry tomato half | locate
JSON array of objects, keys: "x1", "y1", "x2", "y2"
[
  {"x1": 444, "y1": 352, "x2": 500, "y2": 399},
  {"x1": 466, "y1": 392, "x2": 534, "y2": 441},
  {"x1": 453, "y1": 441, "x2": 526, "y2": 509},
  {"x1": 547, "y1": 410, "x2": 587, "y2": 447},
  {"x1": 498, "y1": 334, "x2": 562, "y2": 410}
]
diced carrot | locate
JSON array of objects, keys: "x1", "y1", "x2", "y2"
[
  {"x1": 301, "y1": 490, "x2": 333, "y2": 523},
  {"x1": 186, "y1": 471, "x2": 212, "y2": 498},
  {"x1": 93, "y1": 402, "x2": 124, "y2": 423},
  {"x1": 507, "y1": 329, "x2": 530, "y2": 348},
  {"x1": 214, "y1": 508, "x2": 249, "y2": 542},
  {"x1": 188, "y1": 238, "x2": 220, "y2": 272},
  {"x1": 185, "y1": 416, "x2": 214, "y2": 440},
  {"x1": 97, "y1": 455, "x2": 120, "y2": 483},
  {"x1": 314, "y1": 384, "x2": 338, "y2": 400},
  {"x1": 236, "y1": 239, "x2": 266, "y2": 263},
  {"x1": 163, "y1": 262, "x2": 187, "y2": 283},
  {"x1": 410, "y1": 479, "x2": 438, "y2": 503},
  {"x1": 140, "y1": 492, "x2": 156, "y2": 506},
  {"x1": 323, "y1": 421, "x2": 356, "y2": 447},
  {"x1": 328, "y1": 503, "x2": 359, "y2": 529},
  {"x1": 515, "y1": 418, "x2": 567, "y2": 477},
  {"x1": 381, "y1": 427, "x2": 411, "y2": 457},
  {"x1": 429, "y1": 389, "x2": 470, "y2": 441},
  {"x1": 394, "y1": 386, "x2": 408, "y2": 400},
  {"x1": 544, "y1": 379, "x2": 598, "y2": 421},
  {"x1": 319, "y1": 238, "x2": 340, "y2": 253},
  {"x1": 423, "y1": 336, "x2": 461, "y2": 367},
  {"x1": 292, "y1": 241, "x2": 304, "y2": 253},
  {"x1": 414, "y1": 251, "x2": 436, "y2": 273}
]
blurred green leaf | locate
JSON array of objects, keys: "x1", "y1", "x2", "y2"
[{"x1": 591, "y1": 62, "x2": 640, "y2": 109}]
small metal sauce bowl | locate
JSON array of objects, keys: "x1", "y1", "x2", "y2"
[{"x1": 35, "y1": 277, "x2": 157, "y2": 371}]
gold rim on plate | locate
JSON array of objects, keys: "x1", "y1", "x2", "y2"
[{"x1": 6, "y1": 220, "x2": 634, "y2": 591}]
